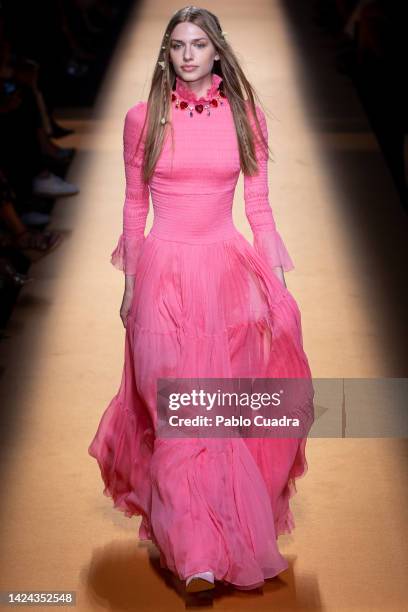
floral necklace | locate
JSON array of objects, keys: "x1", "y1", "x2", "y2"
[{"x1": 171, "y1": 72, "x2": 226, "y2": 117}]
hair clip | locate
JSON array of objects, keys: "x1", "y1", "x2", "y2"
[
  {"x1": 160, "y1": 117, "x2": 166, "y2": 124},
  {"x1": 158, "y1": 61, "x2": 166, "y2": 70},
  {"x1": 221, "y1": 31, "x2": 228, "y2": 40}
]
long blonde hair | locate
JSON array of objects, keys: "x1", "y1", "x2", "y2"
[{"x1": 133, "y1": 6, "x2": 273, "y2": 183}]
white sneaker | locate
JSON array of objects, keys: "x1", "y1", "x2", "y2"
[
  {"x1": 185, "y1": 570, "x2": 215, "y2": 593},
  {"x1": 32, "y1": 173, "x2": 79, "y2": 198}
]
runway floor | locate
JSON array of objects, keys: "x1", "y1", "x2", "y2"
[{"x1": 0, "y1": 1, "x2": 407, "y2": 610}]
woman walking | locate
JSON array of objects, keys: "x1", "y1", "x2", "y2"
[{"x1": 88, "y1": 6, "x2": 314, "y2": 594}]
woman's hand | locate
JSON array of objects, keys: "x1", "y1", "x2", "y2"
[
  {"x1": 272, "y1": 265, "x2": 287, "y2": 289},
  {"x1": 120, "y1": 288, "x2": 133, "y2": 328},
  {"x1": 120, "y1": 275, "x2": 136, "y2": 328}
]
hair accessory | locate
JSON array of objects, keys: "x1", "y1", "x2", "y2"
[
  {"x1": 160, "y1": 117, "x2": 166, "y2": 124},
  {"x1": 158, "y1": 61, "x2": 165, "y2": 70},
  {"x1": 221, "y1": 31, "x2": 228, "y2": 40}
]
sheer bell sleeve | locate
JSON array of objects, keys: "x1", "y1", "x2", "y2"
[
  {"x1": 244, "y1": 104, "x2": 295, "y2": 272},
  {"x1": 110, "y1": 101, "x2": 150, "y2": 275}
]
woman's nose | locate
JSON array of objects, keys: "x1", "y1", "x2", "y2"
[{"x1": 183, "y1": 47, "x2": 193, "y2": 60}]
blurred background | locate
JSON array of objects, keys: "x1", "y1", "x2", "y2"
[
  {"x1": 0, "y1": 2, "x2": 407, "y2": 610},
  {"x1": 0, "y1": 0, "x2": 135, "y2": 326}
]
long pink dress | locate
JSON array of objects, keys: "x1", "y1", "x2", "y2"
[{"x1": 88, "y1": 72, "x2": 314, "y2": 590}]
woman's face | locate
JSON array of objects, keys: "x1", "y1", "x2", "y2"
[{"x1": 169, "y1": 22, "x2": 219, "y2": 83}]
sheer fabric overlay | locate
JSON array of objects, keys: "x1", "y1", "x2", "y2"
[{"x1": 89, "y1": 74, "x2": 314, "y2": 590}]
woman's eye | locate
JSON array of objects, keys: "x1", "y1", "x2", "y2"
[{"x1": 171, "y1": 43, "x2": 207, "y2": 49}]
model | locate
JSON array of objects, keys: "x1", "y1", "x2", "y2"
[{"x1": 88, "y1": 6, "x2": 314, "y2": 595}]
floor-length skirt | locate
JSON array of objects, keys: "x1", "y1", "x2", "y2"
[{"x1": 88, "y1": 230, "x2": 314, "y2": 590}]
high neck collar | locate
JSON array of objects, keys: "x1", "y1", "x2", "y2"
[{"x1": 174, "y1": 72, "x2": 223, "y2": 103}]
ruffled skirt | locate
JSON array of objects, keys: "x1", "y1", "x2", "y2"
[{"x1": 88, "y1": 230, "x2": 314, "y2": 590}]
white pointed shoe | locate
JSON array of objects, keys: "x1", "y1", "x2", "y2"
[{"x1": 185, "y1": 571, "x2": 215, "y2": 593}]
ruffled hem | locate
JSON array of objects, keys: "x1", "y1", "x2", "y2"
[
  {"x1": 253, "y1": 229, "x2": 295, "y2": 272},
  {"x1": 274, "y1": 437, "x2": 309, "y2": 536},
  {"x1": 110, "y1": 233, "x2": 125, "y2": 271},
  {"x1": 89, "y1": 393, "x2": 308, "y2": 589},
  {"x1": 88, "y1": 339, "x2": 156, "y2": 541},
  {"x1": 110, "y1": 233, "x2": 146, "y2": 274}
]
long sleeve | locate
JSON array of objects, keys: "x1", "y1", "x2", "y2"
[
  {"x1": 110, "y1": 102, "x2": 150, "y2": 275},
  {"x1": 244, "y1": 105, "x2": 295, "y2": 272}
]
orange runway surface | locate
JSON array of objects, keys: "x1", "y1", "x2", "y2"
[{"x1": 0, "y1": 1, "x2": 407, "y2": 610}]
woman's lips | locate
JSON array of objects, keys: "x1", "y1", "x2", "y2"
[{"x1": 181, "y1": 66, "x2": 198, "y2": 71}]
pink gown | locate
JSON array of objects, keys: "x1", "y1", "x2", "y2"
[{"x1": 88, "y1": 72, "x2": 314, "y2": 590}]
